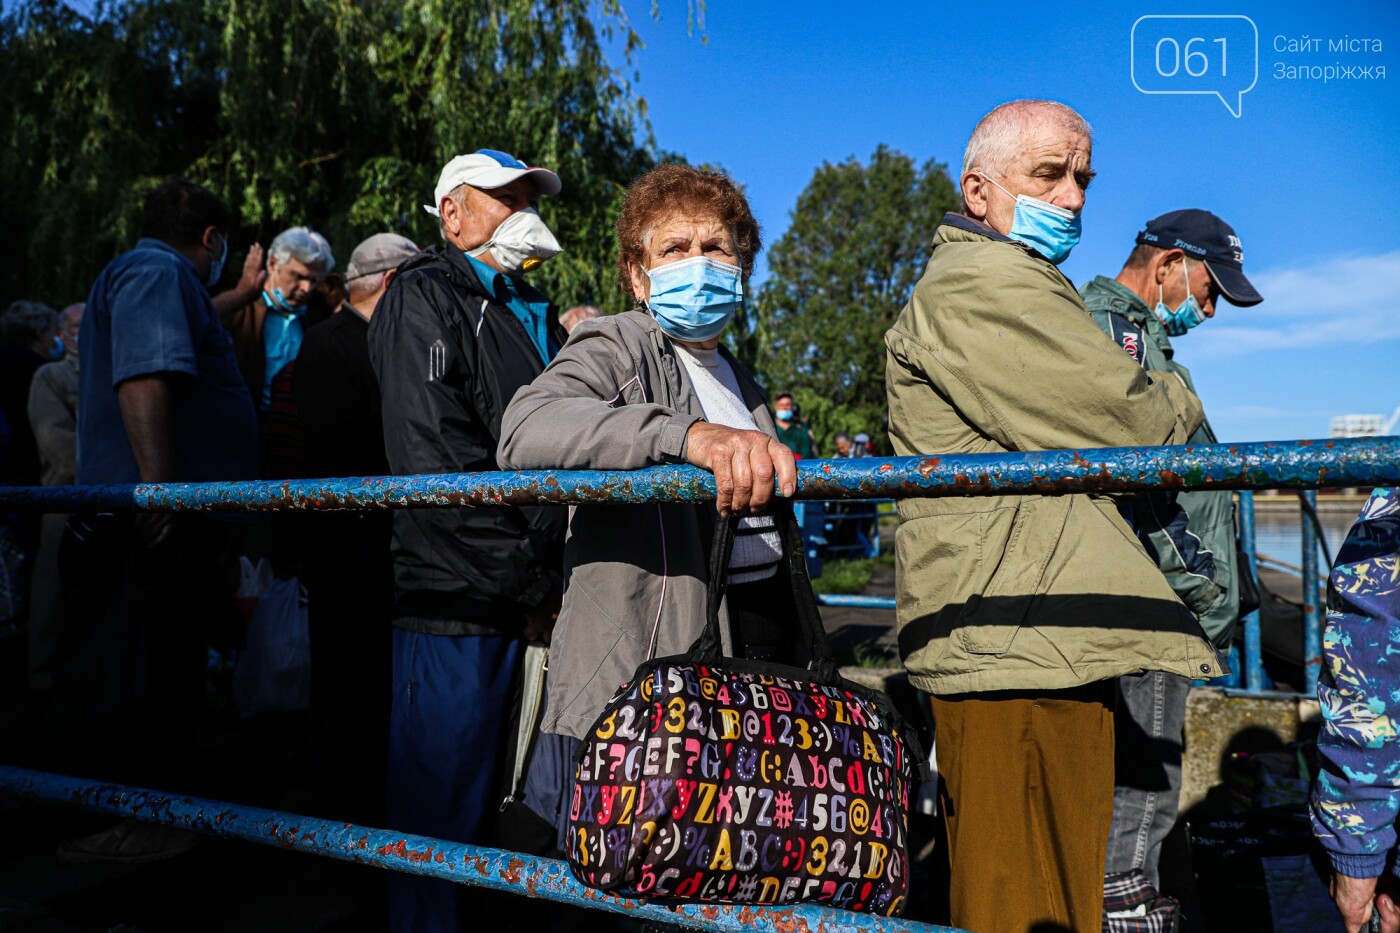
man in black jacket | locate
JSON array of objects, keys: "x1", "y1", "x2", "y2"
[
  {"x1": 295, "y1": 232, "x2": 418, "y2": 829},
  {"x1": 367, "y1": 150, "x2": 567, "y2": 932}
]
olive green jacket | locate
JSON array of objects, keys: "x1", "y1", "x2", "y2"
[
  {"x1": 1081, "y1": 276, "x2": 1241, "y2": 648},
  {"x1": 884, "y1": 216, "x2": 1226, "y2": 695}
]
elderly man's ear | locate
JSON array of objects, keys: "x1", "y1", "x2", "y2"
[
  {"x1": 438, "y1": 194, "x2": 462, "y2": 237},
  {"x1": 961, "y1": 172, "x2": 991, "y2": 220}
]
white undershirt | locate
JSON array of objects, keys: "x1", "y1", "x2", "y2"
[{"x1": 674, "y1": 344, "x2": 783, "y2": 584}]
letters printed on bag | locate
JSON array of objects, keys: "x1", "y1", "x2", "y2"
[{"x1": 570, "y1": 663, "x2": 914, "y2": 913}]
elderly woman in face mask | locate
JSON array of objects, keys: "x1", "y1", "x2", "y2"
[{"x1": 498, "y1": 162, "x2": 801, "y2": 743}]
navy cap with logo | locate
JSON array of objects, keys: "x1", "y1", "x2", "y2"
[{"x1": 1135, "y1": 209, "x2": 1263, "y2": 307}]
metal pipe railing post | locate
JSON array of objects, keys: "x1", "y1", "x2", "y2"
[
  {"x1": 1238, "y1": 491, "x2": 1267, "y2": 693},
  {"x1": 0, "y1": 436, "x2": 1396, "y2": 514},
  {"x1": 1301, "y1": 490, "x2": 1323, "y2": 694},
  {"x1": 0, "y1": 766, "x2": 962, "y2": 933}
]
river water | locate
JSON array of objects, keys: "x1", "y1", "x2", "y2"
[{"x1": 1252, "y1": 500, "x2": 1363, "y2": 566}]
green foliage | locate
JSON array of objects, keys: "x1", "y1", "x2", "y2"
[
  {"x1": 0, "y1": 0, "x2": 672, "y2": 311},
  {"x1": 810, "y1": 558, "x2": 875, "y2": 596},
  {"x1": 741, "y1": 145, "x2": 959, "y2": 454}
]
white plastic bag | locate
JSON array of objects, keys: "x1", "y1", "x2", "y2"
[{"x1": 234, "y1": 572, "x2": 311, "y2": 715}]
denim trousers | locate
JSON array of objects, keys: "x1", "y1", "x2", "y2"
[{"x1": 1105, "y1": 670, "x2": 1191, "y2": 887}]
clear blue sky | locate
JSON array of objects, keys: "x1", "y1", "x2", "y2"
[{"x1": 609, "y1": 0, "x2": 1399, "y2": 442}]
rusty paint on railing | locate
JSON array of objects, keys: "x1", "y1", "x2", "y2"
[
  {"x1": 0, "y1": 766, "x2": 962, "y2": 933},
  {"x1": 0, "y1": 436, "x2": 1395, "y2": 513}
]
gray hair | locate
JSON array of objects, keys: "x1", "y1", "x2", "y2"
[
  {"x1": 347, "y1": 270, "x2": 387, "y2": 300},
  {"x1": 438, "y1": 184, "x2": 469, "y2": 241},
  {"x1": 961, "y1": 99, "x2": 1093, "y2": 180},
  {"x1": 0, "y1": 300, "x2": 57, "y2": 345},
  {"x1": 268, "y1": 226, "x2": 335, "y2": 273}
]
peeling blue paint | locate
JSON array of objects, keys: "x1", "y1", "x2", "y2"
[
  {"x1": 0, "y1": 436, "x2": 1395, "y2": 513},
  {"x1": 0, "y1": 766, "x2": 962, "y2": 933}
]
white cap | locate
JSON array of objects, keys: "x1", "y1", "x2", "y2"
[{"x1": 424, "y1": 149, "x2": 562, "y2": 217}]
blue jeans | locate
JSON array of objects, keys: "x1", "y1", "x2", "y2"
[
  {"x1": 387, "y1": 628, "x2": 521, "y2": 933},
  {"x1": 1105, "y1": 670, "x2": 1190, "y2": 887}
]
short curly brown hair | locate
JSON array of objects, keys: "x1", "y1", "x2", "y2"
[{"x1": 615, "y1": 162, "x2": 762, "y2": 299}]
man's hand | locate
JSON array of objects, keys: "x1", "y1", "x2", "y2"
[
  {"x1": 1330, "y1": 871, "x2": 1400, "y2": 933},
  {"x1": 132, "y1": 513, "x2": 175, "y2": 549},
  {"x1": 211, "y1": 244, "x2": 267, "y2": 316},
  {"x1": 684, "y1": 421, "x2": 797, "y2": 516},
  {"x1": 236, "y1": 244, "x2": 267, "y2": 297},
  {"x1": 1380, "y1": 892, "x2": 1400, "y2": 933}
]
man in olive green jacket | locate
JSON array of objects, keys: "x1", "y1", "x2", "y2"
[
  {"x1": 1082, "y1": 209, "x2": 1263, "y2": 911},
  {"x1": 885, "y1": 100, "x2": 1223, "y2": 933}
]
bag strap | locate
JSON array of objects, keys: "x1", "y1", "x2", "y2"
[
  {"x1": 500, "y1": 643, "x2": 549, "y2": 810},
  {"x1": 688, "y1": 502, "x2": 837, "y2": 681}
]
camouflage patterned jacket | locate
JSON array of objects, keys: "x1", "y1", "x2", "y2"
[{"x1": 1310, "y1": 488, "x2": 1400, "y2": 878}]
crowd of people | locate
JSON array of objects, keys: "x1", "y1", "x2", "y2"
[{"x1": 0, "y1": 97, "x2": 1392, "y2": 933}]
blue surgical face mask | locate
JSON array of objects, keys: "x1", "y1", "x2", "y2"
[
  {"x1": 49, "y1": 335, "x2": 64, "y2": 360},
  {"x1": 1155, "y1": 259, "x2": 1205, "y2": 337},
  {"x1": 206, "y1": 232, "x2": 228, "y2": 288},
  {"x1": 644, "y1": 256, "x2": 743, "y2": 343},
  {"x1": 775, "y1": 409, "x2": 794, "y2": 422},
  {"x1": 262, "y1": 287, "x2": 300, "y2": 314},
  {"x1": 979, "y1": 174, "x2": 1082, "y2": 265}
]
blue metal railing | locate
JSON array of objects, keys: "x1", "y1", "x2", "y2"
[
  {"x1": 0, "y1": 766, "x2": 956, "y2": 933},
  {"x1": 2, "y1": 435, "x2": 1396, "y2": 929},
  {"x1": 1, "y1": 436, "x2": 1393, "y2": 514},
  {"x1": 1237, "y1": 490, "x2": 1268, "y2": 693},
  {"x1": 1301, "y1": 489, "x2": 1324, "y2": 694}
]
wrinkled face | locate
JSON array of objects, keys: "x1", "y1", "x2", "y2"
[
  {"x1": 964, "y1": 120, "x2": 1094, "y2": 236},
  {"x1": 1160, "y1": 255, "x2": 1222, "y2": 320},
  {"x1": 267, "y1": 256, "x2": 322, "y2": 306},
  {"x1": 443, "y1": 178, "x2": 540, "y2": 253},
  {"x1": 628, "y1": 211, "x2": 738, "y2": 304}
]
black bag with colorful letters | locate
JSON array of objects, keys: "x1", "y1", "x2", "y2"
[{"x1": 566, "y1": 507, "x2": 924, "y2": 916}]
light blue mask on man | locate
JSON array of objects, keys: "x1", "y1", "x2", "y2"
[
  {"x1": 262, "y1": 287, "x2": 302, "y2": 314},
  {"x1": 644, "y1": 256, "x2": 743, "y2": 342},
  {"x1": 979, "y1": 174, "x2": 1082, "y2": 265},
  {"x1": 1155, "y1": 258, "x2": 1206, "y2": 337}
]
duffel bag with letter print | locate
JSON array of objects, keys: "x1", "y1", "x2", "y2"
[{"x1": 566, "y1": 507, "x2": 925, "y2": 916}]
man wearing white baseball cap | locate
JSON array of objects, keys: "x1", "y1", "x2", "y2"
[{"x1": 368, "y1": 149, "x2": 568, "y2": 931}]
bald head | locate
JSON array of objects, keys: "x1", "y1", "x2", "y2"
[
  {"x1": 959, "y1": 99, "x2": 1095, "y2": 236},
  {"x1": 962, "y1": 100, "x2": 1092, "y2": 179},
  {"x1": 560, "y1": 304, "x2": 603, "y2": 333}
]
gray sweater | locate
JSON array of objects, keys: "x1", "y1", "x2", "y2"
[{"x1": 498, "y1": 310, "x2": 778, "y2": 738}]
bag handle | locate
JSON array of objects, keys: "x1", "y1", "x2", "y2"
[{"x1": 688, "y1": 502, "x2": 837, "y2": 681}]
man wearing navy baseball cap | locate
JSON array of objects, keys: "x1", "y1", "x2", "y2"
[
  {"x1": 1080, "y1": 209, "x2": 1264, "y2": 929},
  {"x1": 368, "y1": 150, "x2": 568, "y2": 931}
]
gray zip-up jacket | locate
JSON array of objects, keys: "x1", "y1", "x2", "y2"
[{"x1": 498, "y1": 310, "x2": 779, "y2": 739}]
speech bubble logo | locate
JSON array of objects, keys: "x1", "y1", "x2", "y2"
[{"x1": 1131, "y1": 15, "x2": 1258, "y2": 118}]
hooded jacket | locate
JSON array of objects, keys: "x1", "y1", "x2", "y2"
[
  {"x1": 368, "y1": 245, "x2": 566, "y2": 635},
  {"x1": 884, "y1": 215, "x2": 1225, "y2": 695}
]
